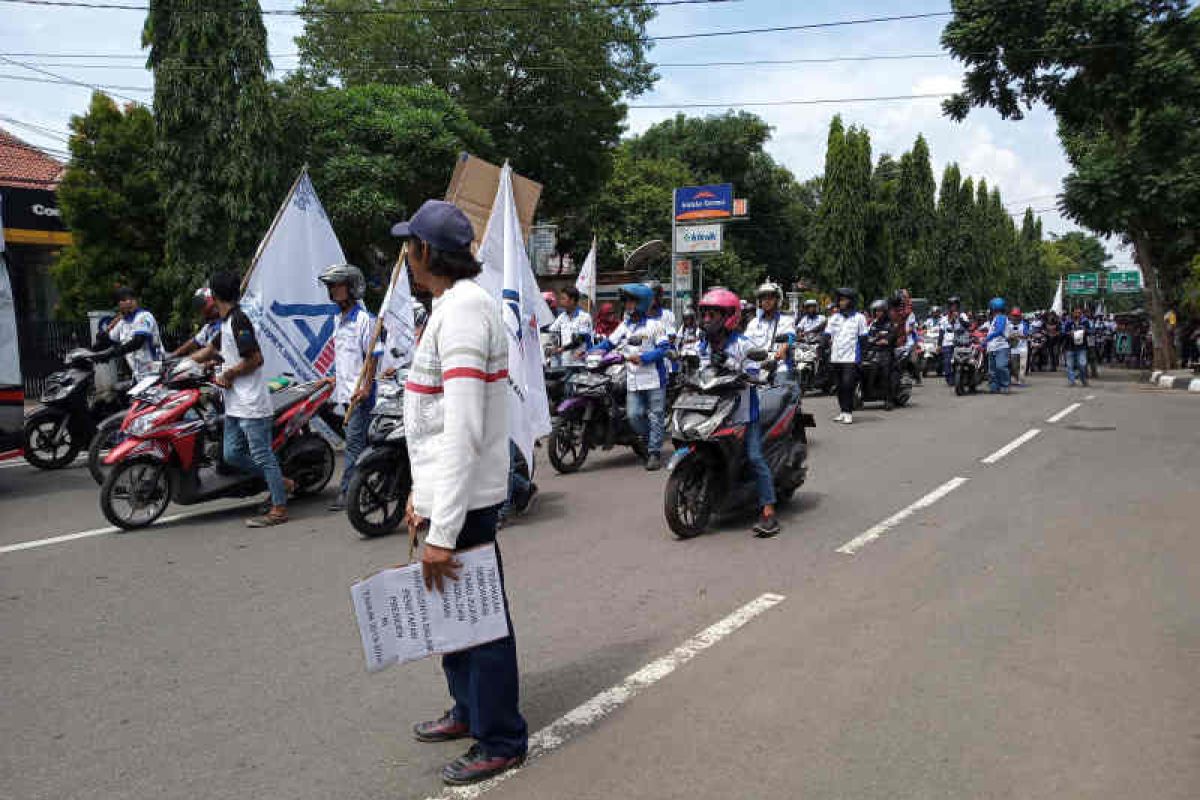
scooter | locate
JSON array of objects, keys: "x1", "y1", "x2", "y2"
[
  {"x1": 345, "y1": 377, "x2": 410, "y2": 538},
  {"x1": 858, "y1": 347, "x2": 913, "y2": 409},
  {"x1": 547, "y1": 349, "x2": 646, "y2": 473},
  {"x1": 23, "y1": 344, "x2": 129, "y2": 469},
  {"x1": 794, "y1": 332, "x2": 831, "y2": 395},
  {"x1": 952, "y1": 329, "x2": 988, "y2": 395},
  {"x1": 663, "y1": 343, "x2": 814, "y2": 539},
  {"x1": 1029, "y1": 331, "x2": 1049, "y2": 372},
  {"x1": 99, "y1": 362, "x2": 335, "y2": 529},
  {"x1": 920, "y1": 332, "x2": 942, "y2": 376}
]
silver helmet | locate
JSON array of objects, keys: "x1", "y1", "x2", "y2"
[
  {"x1": 756, "y1": 280, "x2": 783, "y2": 300},
  {"x1": 318, "y1": 263, "x2": 366, "y2": 300}
]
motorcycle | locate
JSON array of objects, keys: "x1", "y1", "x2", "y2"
[
  {"x1": 794, "y1": 332, "x2": 831, "y2": 395},
  {"x1": 952, "y1": 330, "x2": 988, "y2": 395},
  {"x1": 547, "y1": 349, "x2": 646, "y2": 473},
  {"x1": 23, "y1": 345, "x2": 130, "y2": 470},
  {"x1": 345, "y1": 377, "x2": 410, "y2": 538},
  {"x1": 98, "y1": 362, "x2": 335, "y2": 530},
  {"x1": 1029, "y1": 330, "x2": 1049, "y2": 372},
  {"x1": 920, "y1": 332, "x2": 942, "y2": 376},
  {"x1": 88, "y1": 359, "x2": 190, "y2": 485},
  {"x1": 664, "y1": 343, "x2": 814, "y2": 539},
  {"x1": 857, "y1": 346, "x2": 913, "y2": 409}
]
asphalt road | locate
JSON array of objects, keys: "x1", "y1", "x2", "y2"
[{"x1": 1, "y1": 372, "x2": 1196, "y2": 800}]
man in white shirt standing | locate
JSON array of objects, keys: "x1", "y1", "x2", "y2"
[
  {"x1": 392, "y1": 200, "x2": 528, "y2": 787},
  {"x1": 318, "y1": 264, "x2": 380, "y2": 512},
  {"x1": 192, "y1": 272, "x2": 292, "y2": 527},
  {"x1": 825, "y1": 287, "x2": 869, "y2": 424}
]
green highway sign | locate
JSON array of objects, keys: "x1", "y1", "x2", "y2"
[
  {"x1": 1107, "y1": 270, "x2": 1142, "y2": 293},
  {"x1": 1066, "y1": 272, "x2": 1100, "y2": 295}
]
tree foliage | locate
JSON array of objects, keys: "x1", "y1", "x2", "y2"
[
  {"x1": 145, "y1": 0, "x2": 282, "y2": 319},
  {"x1": 942, "y1": 0, "x2": 1200, "y2": 365},
  {"x1": 53, "y1": 93, "x2": 166, "y2": 317},
  {"x1": 295, "y1": 0, "x2": 656, "y2": 223}
]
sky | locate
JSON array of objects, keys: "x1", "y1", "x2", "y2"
[{"x1": 0, "y1": 0, "x2": 1134, "y2": 267}]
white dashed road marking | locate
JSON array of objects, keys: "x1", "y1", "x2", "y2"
[
  {"x1": 981, "y1": 429, "x2": 1041, "y2": 464},
  {"x1": 423, "y1": 593, "x2": 787, "y2": 799},
  {"x1": 836, "y1": 477, "x2": 970, "y2": 556},
  {"x1": 1046, "y1": 403, "x2": 1082, "y2": 423}
]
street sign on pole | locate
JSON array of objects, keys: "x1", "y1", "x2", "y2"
[
  {"x1": 1066, "y1": 272, "x2": 1100, "y2": 295},
  {"x1": 1107, "y1": 270, "x2": 1142, "y2": 293},
  {"x1": 674, "y1": 223, "x2": 722, "y2": 254}
]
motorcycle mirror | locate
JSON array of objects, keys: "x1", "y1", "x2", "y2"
[{"x1": 747, "y1": 349, "x2": 769, "y2": 362}]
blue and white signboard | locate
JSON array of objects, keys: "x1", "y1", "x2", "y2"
[
  {"x1": 675, "y1": 223, "x2": 723, "y2": 254},
  {"x1": 674, "y1": 184, "x2": 734, "y2": 221}
]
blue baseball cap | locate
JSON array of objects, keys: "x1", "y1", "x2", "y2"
[{"x1": 390, "y1": 200, "x2": 475, "y2": 252}]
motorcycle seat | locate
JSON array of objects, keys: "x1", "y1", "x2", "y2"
[
  {"x1": 757, "y1": 385, "x2": 792, "y2": 428},
  {"x1": 271, "y1": 386, "x2": 311, "y2": 415}
]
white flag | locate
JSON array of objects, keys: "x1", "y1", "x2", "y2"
[
  {"x1": 575, "y1": 236, "x2": 597, "y2": 302},
  {"x1": 241, "y1": 171, "x2": 347, "y2": 383},
  {"x1": 1050, "y1": 275, "x2": 1064, "y2": 315},
  {"x1": 477, "y1": 163, "x2": 553, "y2": 468},
  {"x1": 379, "y1": 260, "x2": 415, "y2": 368}
]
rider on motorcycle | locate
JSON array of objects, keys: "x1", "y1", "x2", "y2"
[
  {"x1": 744, "y1": 280, "x2": 795, "y2": 380},
  {"x1": 867, "y1": 299, "x2": 901, "y2": 410},
  {"x1": 106, "y1": 286, "x2": 164, "y2": 381},
  {"x1": 939, "y1": 296, "x2": 970, "y2": 386},
  {"x1": 592, "y1": 283, "x2": 672, "y2": 471},
  {"x1": 547, "y1": 286, "x2": 593, "y2": 368},
  {"x1": 696, "y1": 288, "x2": 780, "y2": 538},
  {"x1": 171, "y1": 288, "x2": 222, "y2": 359},
  {"x1": 797, "y1": 298, "x2": 826, "y2": 335},
  {"x1": 676, "y1": 307, "x2": 701, "y2": 351},
  {"x1": 645, "y1": 280, "x2": 676, "y2": 330}
]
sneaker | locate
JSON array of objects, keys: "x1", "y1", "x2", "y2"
[
  {"x1": 328, "y1": 494, "x2": 346, "y2": 512},
  {"x1": 515, "y1": 483, "x2": 539, "y2": 516},
  {"x1": 442, "y1": 743, "x2": 525, "y2": 786},
  {"x1": 246, "y1": 510, "x2": 288, "y2": 528},
  {"x1": 839, "y1": 413, "x2": 853, "y2": 425},
  {"x1": 413, "y1": 711, "x2": 471, "y2": 743},
  {"x1": 831, "y1": 412, "x2": 846, "y2": 423},
  {"x1": 645, "y1": 453, "x2": 662, "y2": 471},
  {"x1": 752, "y1": 514, "x2": 781, "y2": 538}
]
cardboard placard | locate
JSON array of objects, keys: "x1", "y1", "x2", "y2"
[{"x1": 444, "y1": 153, "x2": 543, "y2": 249}]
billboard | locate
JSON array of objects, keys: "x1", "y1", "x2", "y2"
[
  {"x1": 674, "y1": 223, "x2": 723, "y2": 254},
  {"x1": 1107, "y1": 270, "x2": 1142, "y2": 293},
  {"x1": 1066, "y1": 272, "x2": 1099, "y2": 295},
  {"x1": 674, "y1": 184, "x2": 733, "y2": 221}
]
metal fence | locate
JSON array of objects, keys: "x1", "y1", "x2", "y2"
[{"x1": 19, "y1": 320, "x2": 190, "y2": 399}]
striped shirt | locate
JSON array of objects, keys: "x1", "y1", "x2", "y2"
[{"x1": 404, "y1": 279, "x2": 510, "y2": 549}]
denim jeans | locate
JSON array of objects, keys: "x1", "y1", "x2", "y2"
[
  {"x1": 503, "y1": 441, "x2": 532, "y2": 515},
  {"x1": 223, "y1": 415, "x2": 287, "y2": 507},
  {"x1": 942, "y1": 346, "x2": 955, "y2": 385},
  {"x1": 988, "y1": 348, "x2": 1011, "y2": 392},
  {"x1": 1065, "y1": 349, "x2": 1088, "y2": 384},
  {"x1": 626, "y1": 386, "x2": 666, "y2": 455},
  {"x1": 339, "y1": 403, "x2": 370, "y2": 496},
  {"x1": 744, "y1": 420, "x2": 776, "y2": 508},
  {"x1": 442, "y1": 504, "x2": 529, "y2": 759}
]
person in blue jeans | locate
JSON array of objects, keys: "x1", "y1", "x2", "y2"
[
  {"x1": 985, "y1": 297, "x2": 1012, "y2": 394},
  {"x1": 192, "y1": 271, "x2": 293, "y2": 527},
  {"x1": 1061, "y1": 307, "x2": 1092, "y2": 386},
  {"x1": 592, "y1": 284, "x2": 671, "y2": 470}
]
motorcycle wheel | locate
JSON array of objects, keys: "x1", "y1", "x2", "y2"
[
  {"x1": 663, "y1": 457, "x2": 712, "y2": 539},
  {"x1": 100, "y1": 456, "x2": 172, "y2": 530},
  {"x1": 954, "y1": 369, "x2": 966, "y2": 396},
  {"x1": 347, "y1": 454, "x2": 410, "y2": 538},
  {"x1": 22, "y1": 407, "x2": 81, "y2": 469},
  {"x1": 88, "y1": 412, "x2": 127, "y2": 485},
  {"x1": 548, "y1": 418, "x2": 589, "y2": 474},
  {"x1": 895, "y1": 377, "x2": 913, "y2": 407},
  {"x1": 287, "y1": 435, "x2": 336, "y2": 497}
]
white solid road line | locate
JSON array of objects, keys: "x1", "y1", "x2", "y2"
[
  {"x1": 0, "y1": 501, "x2": 260, "y2": 555},
  {"x1": 835, "y1": 477, "x2": 969, "y2": 556},
  {"x1": 1046, "y1": 402, "x2": 1082, "y2": 423},
  {"x1": 980, "y1": 428, "x2": 1041, "y2": 465},
  {"x1": 424, "y1": 593, "x2": 787, "y2": 800}
]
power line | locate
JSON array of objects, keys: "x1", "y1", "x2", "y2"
[
  {"x1": 0, "y1": 0, "x2": 737, "y2": 13},
  {"x1": 0, "y1": 53, "x2": 144, "y2": 105},
  {"x1": 0, "y1": 114, "x2": 73, "y2": 140},
  {"x1": 0, "y1": 72, "x2": 153, "y2": 93}
]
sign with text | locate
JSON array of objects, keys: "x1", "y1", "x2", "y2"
[
  {"x1": 674, "y1": 184, "x2": 733, "y2": 221},
  {"x1": 350, "y1": 544, "x2": 509, "y2": 673},
  {"x1": 675, "y1": 224, "x2": 723, "y2": 254},
  {"x1": 1107, "y1": 270, "x2": 1142, "y2": 293},
  {"x1": 1066, "y1": 272, "x2": 1100, "y2": 295}
]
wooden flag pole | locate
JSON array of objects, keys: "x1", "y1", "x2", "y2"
[
  {"x1": 240, "y1": 165, "x2": 309, "y2": 294},
  {"x1": 343, "y1": 242, "x2": 408, "y2": 426}
]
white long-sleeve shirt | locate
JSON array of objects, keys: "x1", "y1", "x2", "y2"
[
  {"x1": 826, "y1": 310, "x2": 868, "y2": 364},
  {"x1": 404, "y1": 280, "x2": 510, "y2": 550}
]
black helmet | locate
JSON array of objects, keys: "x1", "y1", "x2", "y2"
[
  {"x1": 888, "y1": 295, "x2": 903, "y2": 310},
  {"x1": 870, "y1": 299, "x2": 887, "y2": 313}
]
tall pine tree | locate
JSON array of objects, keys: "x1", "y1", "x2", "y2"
[
  {"x1": 866, "y1": 153, "x2": 899, "y2": 302},
  {"x1": 895, "y1": 134, "x2": 937, "y2": 293},
  {"x1": 145, "y1": 0, "x2": 281, "y2": 316},
  {"x1": 812, "y1": 116, "x2": 862, "y2": 290}
]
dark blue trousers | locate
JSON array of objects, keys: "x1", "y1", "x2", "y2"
[{"x1": 442, "y1": 505, "x2": 529, "y2": 758}]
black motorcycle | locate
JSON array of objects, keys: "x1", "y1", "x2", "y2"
[
  {"x1": 857, "y1": 347, "x2": 913, "y2": 409},
  {"x1": 23, "y1": 345, "x2": 130, "y2": 469},
  {"x1": 346, "y1": 378, "x2": 410, "y2": 538},
  {"x1": 664, "y1": 344, "x2": 814, "y2": 539},
  {"x1": 547, "y1": 349, "x2": 646, "y2": 473},
  {"x1": 793, "y1": 332, "x2": 831, "y2": 395},
  {"x1": 951, "y1": 330, "x2": 988, "y2": 395}
]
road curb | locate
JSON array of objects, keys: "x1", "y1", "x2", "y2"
[{"x1": 1145, "y1": 371, "x2": 1200, "y2": 392}]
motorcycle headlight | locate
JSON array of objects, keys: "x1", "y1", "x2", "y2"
[
  {"x1": 41, "y1": 381, "x2": 74, "y2": 403},
  {"x1": 128, "y1": 395, "x2": 189, "y2": 435},
  {"x1": 369, "y1": 414, "x2": 404, "y2": 441}
]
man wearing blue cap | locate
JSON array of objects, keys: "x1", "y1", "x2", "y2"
[{"x1": 392, "y1": 200, "x2": 529, "y2": 786}]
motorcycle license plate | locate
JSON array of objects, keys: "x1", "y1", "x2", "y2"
[{"x1": 674, "y1": 394, "x2": 719, "y2": 412}]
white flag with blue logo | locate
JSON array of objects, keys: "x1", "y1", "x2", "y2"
[
  {"x1": 379, "y1": 259, "x2": 415, "y2": 369},
  {"x1": 477, "y1": 163, "x2": 553, "y2": 468},
  {"x1": 241, "y1": 170, "x2": 347, "y2": 383}
]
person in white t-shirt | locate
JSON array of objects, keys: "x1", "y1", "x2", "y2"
[
  {"x1": 824, "y1": 288, "x2": 869, "y2": 424},
  {"x1": 106, "y1": 286, "x2": 163, "y2": 380},
  {"x1": 547, "y1": 287, "x2": 593, "y2": 367},
  {"x1": 192, "y1": 271, "x2": 292, "y2": 527}
]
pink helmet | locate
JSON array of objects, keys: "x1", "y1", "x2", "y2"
[
  {"x1": 542, "y1": 290, "x2": 557, "y2": 310},
  {"x1": 698, "y1": 287, "x2": 742, "y2": 332}
]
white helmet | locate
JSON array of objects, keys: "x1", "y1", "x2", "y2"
[{"x1": 756, "y1": 280, "x2": 783, "y2": 300}]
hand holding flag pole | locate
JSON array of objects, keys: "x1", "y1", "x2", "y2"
[{"x1": 343, "y1": 242, "x2": 408, "y2": 426}]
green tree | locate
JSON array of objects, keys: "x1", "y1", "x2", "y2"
[
  {"x1": 145, "y1": 0, "x2": 282, "y2": 319},
  {"x1": 53, "y1": 93, "x2": 166, "y2": 318},
  {"x1": 935, "y1": 164, "x2": 968, "y2": 303},
  {"x1": 1047, "y1": 231, "x2": 1110, "y2": 274},
  {"x1": 942, "y1": 0, "x2": 1200, "y2": 366},
  {"x1": 296, "y1": 0, "x2": 656, "y2": 224},
  {"x1": 896, "y1": 134, "x2": 937, "y2": 292},
  {"x1": 865, "y1": 153, "x2": 899, "y2": 301},
  {"x1": 1013, "y1": 208, "x2": 1047, "y2": 308},
  {"x1": 811, "y1": 116, "x2": 869, "y2": 292},
  {"x1": 279, "y1": 83, "x2": 492, "y2": 274}
]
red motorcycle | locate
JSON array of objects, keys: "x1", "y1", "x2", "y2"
[{"x1": 99, "y1": 361, "x2": 336, "y2": 529}]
